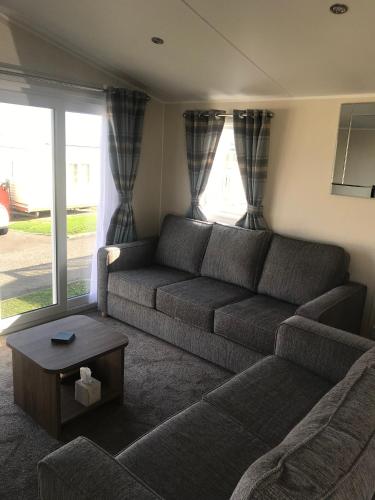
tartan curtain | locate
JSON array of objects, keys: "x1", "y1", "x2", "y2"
[
  {"x1": 105, "y1": 88, "x2": 149, "y2": 244},
  {"x1": 233, "y1": 109, "x2": 271, "y2": 230},
  {"x1": 184, "y1": 110, "x2": 225, "y2": 220}
]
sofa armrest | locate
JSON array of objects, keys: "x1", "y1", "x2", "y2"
[
  {"x1": 296, "y1": 282, "x2": 367, "y2": 334},
  {"x1": 275, "y1": 316, "x2": 375, "y2": 383},
  {"x1": 38, "y1": 437, "x2": 162, "y2": 500},
  {"x1": 97, "y1": 237, "x2": 158, "y2": 314}
]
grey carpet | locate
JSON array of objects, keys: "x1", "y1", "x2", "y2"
[{"x1": 0, "y1": 312, "x2": 231, "y2": 500}]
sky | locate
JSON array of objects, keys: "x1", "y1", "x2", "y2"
[{"x1": 0, "y1": 102, "x2": 102, "y2": 149}]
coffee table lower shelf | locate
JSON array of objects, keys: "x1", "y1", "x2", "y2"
[{"x1": 60, "y1": 382, "x2": 122, "y2": 425}]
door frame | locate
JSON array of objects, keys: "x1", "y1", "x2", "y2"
[{"x1": 0, "y1": 85, "x2": 105, "y2": 335}]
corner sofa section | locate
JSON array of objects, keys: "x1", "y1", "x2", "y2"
[
  {"x1": 98, "y1": 214, "x2": 366, "y2": 372},
  {"x1": 39, "y1": 317, "x2": 375, "y2": 500}
]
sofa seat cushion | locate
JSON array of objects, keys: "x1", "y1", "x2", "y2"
[
  {"x1": 200, "y1": 224, "x2": 271, "y2": 291},
  {"x1": 154, "y1": 214, "x2": 213, "y2": 274},
  {"x1": 230, "y1": 347, "x2": 375, "y2": 500},
  {"x1": 204, "y1": 356, "x2": 332, "y2": 448},
  {"x1": 107, "y1": 265, "x2": 194, "y2": 308},
  {"x1": 214, "y1": 295, "x2": 297, "y2": 355},
  {"x1": 258, "y1": 234, "x2": 349, "y2": 305},
  {"x1": 156, "y1": 277, "x2": 252, "y2": 331},
  {"x1": 117, "y1": 401, "x2": 270, "y2": 500}
]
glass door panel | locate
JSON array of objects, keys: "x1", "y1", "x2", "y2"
[
  {"x1": 65, "y1": 111, "x2": 101, "y2": 300},
  {"x1": 0, "y1": 102, "x2": 56, "y2": 319}
]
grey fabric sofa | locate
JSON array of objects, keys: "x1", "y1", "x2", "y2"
[
  {"x1": 97, "y1": 214, "x2": 366, "y2": 373},
  {"x1": 38, "y1": 316, "x2": 375, "y2": 499}
]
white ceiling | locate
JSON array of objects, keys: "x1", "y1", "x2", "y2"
[{"x1": 1, "y1": 0, "x2": 375, "y2": 102}]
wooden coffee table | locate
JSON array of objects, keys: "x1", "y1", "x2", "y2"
[{"x1": 6, "y1": 315, "x2": 128, "y2": 438}]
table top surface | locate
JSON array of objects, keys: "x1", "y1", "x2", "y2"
[{"x1": 6, "y1": 315, "x2": 128, "y2": 373}]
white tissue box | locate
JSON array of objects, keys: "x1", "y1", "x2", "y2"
[{"x1": 75, "y1": 377, "x2": 101, "y2": 407}]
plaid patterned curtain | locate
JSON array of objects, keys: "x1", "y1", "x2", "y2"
[
  {"x1": 233, "y1": 109, "x2": 271, "y2": 230},
  {"x1": 184, "y1": 110, "x2": 225, "y2": 220},
  {"x1": 105, "y1": 89, "x2": 149, "y2": 244}
]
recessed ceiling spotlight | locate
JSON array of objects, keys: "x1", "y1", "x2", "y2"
[
  {"x1": 330, "y1": 3, "x2": 348, "y2": 14},
  {"x1": 151, "y1": 36, "x2": 164, "y2": 45}
]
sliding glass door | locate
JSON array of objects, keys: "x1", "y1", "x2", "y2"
[
  {"x1": 65, "y1": 111, "x2": 101, "y2": 303},
  {"x1": 0, "y1": 102, "x2": 57, "y2": 320},
  {"x1": 0, "y1": 88, "x2": 104, "y2": 333}
]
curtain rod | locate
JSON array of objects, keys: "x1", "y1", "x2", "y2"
[
  {"x1": 183, "y1": 111, "x2": 274, "y2": 118},
  {"x1": 0, "y1": 66, "x2": 151, "y2": 99}
]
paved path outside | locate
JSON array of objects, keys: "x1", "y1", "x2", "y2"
[{"x1": 0, "y1": 230, "x2": 96, "y2": 300}]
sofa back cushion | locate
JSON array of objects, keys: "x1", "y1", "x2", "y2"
[
  {"x1": 155, "y1": 215, "x2": 213, "y2": 274},
  {"x1": 200, "y1": 224, "x2": 271, "y2": 291},
  {"x1": 258, "y1": 234, "x2": 349, "y2": 305},
  {"x1": 230, "y1": 346, "x2": 375, "y2": 500}
]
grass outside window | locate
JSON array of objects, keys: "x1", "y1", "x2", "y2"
[
  {"x1": 9, "y1": 213, "x2": 96, "y2": 236},
  {"x1": 0, "y1": 280, "x2": 90, "y2": 319}
]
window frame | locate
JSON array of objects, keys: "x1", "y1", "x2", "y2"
[{"x1": 0, "y1": 84, "x2": 105, "y2": 335}]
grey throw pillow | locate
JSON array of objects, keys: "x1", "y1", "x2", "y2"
[
  {"x1": 201, "y1": 223, "x2": 272, "y2": 291},
  {"x1": 258, "y1": 234, "x2": 349, "y2": 305},
  {"x1": 155, "y1": 215, "x2": 213, "y2": 274}
]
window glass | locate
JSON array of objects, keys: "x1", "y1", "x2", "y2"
[
  {"x1": 201, "y1": 119, "x2": 247, "y2": 223},
  {"x1": 0, "y1": 102, "x2": 55, "y2": 319},
  {"x1": 65, "y1": 111, "x2": 101, "y2": 299}
]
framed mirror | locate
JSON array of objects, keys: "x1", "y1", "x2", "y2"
[{"x1": 332, "y1": 102, "x2": 375, "y2": 198}]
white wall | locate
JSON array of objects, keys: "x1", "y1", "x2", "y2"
[
  {"x1": 0, "y1": 17, "x2": 164, "y2": 237},
  {"x1": 162, "y1": 98, "x2": 375, "y2": 336}
]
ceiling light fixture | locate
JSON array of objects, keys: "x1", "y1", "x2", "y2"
[
  {"x1": 151, "y1": 36, "x2": 164, "y2": 45},
  {"x1": 330, "y1": 3, "x2": 349, "y2": 14}
]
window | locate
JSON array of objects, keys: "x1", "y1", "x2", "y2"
[
  {"x1": 0, "y1": 87, "x2": 104, "y2": 333},
  {"x1": 65, "y1": 112, "x2": 101, "y2": 300},
  {"x1": 0, "y1": 102, "x2": 55, "y2": 321},
  {"x1": 201, "y1": 119, "x2": 246, "y2": 224},
  {"x1": 70, "y1": 163, "x2": 79, "y2": 184}
]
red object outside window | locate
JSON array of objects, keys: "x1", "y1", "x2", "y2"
[{"x1": 0, "y1": 182, "x2": 10, "y2": 213}]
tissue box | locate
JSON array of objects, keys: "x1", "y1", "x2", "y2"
[{"x1": 75, "y1": 377, "x2": 101, "y2": 407}]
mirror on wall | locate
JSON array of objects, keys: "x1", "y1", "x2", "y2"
[{"x1": 332, "y1": 103, "x2": 375, "y2": 198}]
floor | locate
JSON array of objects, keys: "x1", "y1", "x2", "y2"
[{"x1": 0, "y1": 312, "x2": 231, "y2": 500}]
